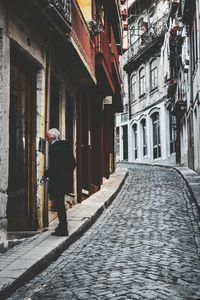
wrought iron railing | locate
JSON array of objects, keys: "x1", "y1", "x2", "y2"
[
  {"x1": 52, "y1": 0, "x2": 71, "y2": 22},
  {"x1": 127, "y1": 14, "x2": 168, "y2": 63},
  {"x1": 96, "y1": 30, "x2": 112, "y2": 72}
]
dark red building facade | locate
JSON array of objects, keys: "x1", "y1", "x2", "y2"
[{"x1": 0, "y1": 0, "x2": 123, "y2": 233}]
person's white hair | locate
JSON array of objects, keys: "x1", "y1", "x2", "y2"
[{"x1": 47, "y1": 128, "x2": 61, "y2": 139}]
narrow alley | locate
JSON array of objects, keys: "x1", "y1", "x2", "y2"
[{"x1": 8, "y1": 164, "x2": 200, "y2": 300}]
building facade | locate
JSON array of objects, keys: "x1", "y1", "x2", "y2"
[
  {"x1": 116, "y1": 0, "x2": 200, "y2": 175},
  {"x1": 168, "y1": 0, "x2": 200, "y2": 173},
  {"x1": 0, "y1": 0, "x2": 123, "y2": 240},
  {"x1": 117, "y1": 0, "x2": 176, "y2": 165},
  {"x1": 115, "y1": 0, "x2": 129, "y2": 162}
]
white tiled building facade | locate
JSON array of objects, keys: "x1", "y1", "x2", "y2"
[
  {"x1": 116, "y1": 0, "x2": 176, "y2": 165},
  {"x1": 116, "y1": 0, "x2": 200, "y2": 175}
]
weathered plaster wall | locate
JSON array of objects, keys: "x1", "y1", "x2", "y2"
[
  {"x1": 0, "y1": 2, "x2": 47, "y2": 236},
  {"x1": 0, "y1": 2, "x2": 10, "y2": 242},
  {"x1": 0, "y1": 31, "x2": 10, "y2": 241}
]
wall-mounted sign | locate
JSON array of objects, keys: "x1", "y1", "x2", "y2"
[
  {"x1": 103, "y1": 96, "x2": 112, "y2": 105},
  {"x1": 38, "y1": 137, "x2": 46, "y2": 154}
]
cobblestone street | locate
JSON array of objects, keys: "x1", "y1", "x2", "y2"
[{"x1": 9, "y1": 164, "x2": 200, "y2": 300}]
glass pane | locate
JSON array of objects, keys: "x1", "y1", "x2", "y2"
[
  {"x1": 153, "y1": 122, "x2": 157, "y2": 146},
  {"x1": 158, "y1": 120, "x2": 160, "y2": 144}
]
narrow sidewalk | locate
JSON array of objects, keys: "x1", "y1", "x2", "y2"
[
  {"x1": 175, "y1": 166, "x2": 200, "y2": 212},
  {"x1": 0, "y1": 167, "x2": 128, "y2": 299}
]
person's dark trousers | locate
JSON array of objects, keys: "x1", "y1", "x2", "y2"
[{"x1": 53, "y1": 194, "x2": 68, "y2": 231}]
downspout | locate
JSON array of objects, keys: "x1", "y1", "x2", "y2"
[
  {"x1": 188, "y1": 25, "x2": 193, "y2": 107},
  {"x1": 43, "y1": 48, "x2": 50, "y2": 228},
  {"x1": 195, "y1": 0, "x2": 200, "y2": 96},
  {"x1": 195, "y1": 0, "x2": 200, "y2": 170}
]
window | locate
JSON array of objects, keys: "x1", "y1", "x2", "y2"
[
  {"x1": 130, "y1": 25, "x2": 136, "y2": 45},
  {"x1": 139, "y1": 67, "x2": 145, "y2": 96},
  {"x1": 150, "y1": 59, "x2": 158, "y2": 90},
  {"x1": 130, "y1": 74, "x2": 136, "y2": 101},
  {"x1": 138, "y1": 17, "x2": 148, "y2": 46},
  {"x1": 133, "y1": 124, "x2": 138, "y2": 159},
  {"x1": 115, "y1": 127, "x2": 120, "y2": 158},
  {"x1": 191, "y1": 16, "x2": 198, "y2": 73},
  {"x1": 138, "y1": 18, "x2": 145, "y2": 36},
  {"x1": 123, "y1": 125, "x2": 128, "y2": 160},
  {"x1": 141, "y1": 119, "x2": 147, "y2": 156},
  {"x1": 152, "y1": 112, "x2": 161, "y2": 159},
  {"x1": 169, "y1": 114, "x2": 176, "y2": 154},
  {"x1": 149, "y1": 6, "x2": 155, "y2": 25},
  {"x1": 191, "y1": 15, "x2": 198, "y2": 73}
]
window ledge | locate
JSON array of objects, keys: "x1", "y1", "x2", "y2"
[
  {"x1": 139, "y1": 93, "x2": 146, "y2": 100},
  {"x1": 153, "y1": 157, "x2": 162, "y2": 161},
  {"x1": 150, "y1": 87, "x2": 158, "y2": 95}
]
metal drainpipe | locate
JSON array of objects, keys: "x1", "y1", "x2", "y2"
[
  {"x1": 189, "y1": 25, "x2": 193, "y2": 107},
  {"x1": 195, "y1": 0, "x2": 200, "y2": 170},
  {"x1": 195, "y1": 0, "x2": 200, "y2": 96}
]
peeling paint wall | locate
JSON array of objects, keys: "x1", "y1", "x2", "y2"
[
  {"x1": 0, "y1": 1, "x2": 83, "y2": 236},
  {"x1": 0, "y1": 16, "x2": 10, "y2": 241},
  {"x1": 0, "y1": 2, "x2": 46, "y2": 235}
]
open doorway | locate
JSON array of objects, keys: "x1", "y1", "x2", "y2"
[{"x1": 7, "y1": 53, "x2": 37, "y2": 231}]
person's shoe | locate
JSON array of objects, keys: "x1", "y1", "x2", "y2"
[
  {"x1": 54, "y1": 224, "x2": 68, "y2": 233},
  {"x1": 51, "y1": 229, "x2": 68, "y2": 236},
  {"x1": 55, "y1": 226, "x2": 61, "y2": 233}
]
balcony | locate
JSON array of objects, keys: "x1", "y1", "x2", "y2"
[
  {"x1": 70, "y1": 0, "x2": 96, "y2": 81},
  {"x1": 12, "y1": 0, "x2": 72, "y2": 35},
  {"x1": 125, "y1": 14, "x2": 168, "y2": 69},
  {"x1": 110, "y1": 27, "x2": 122, "y2": 86},
  {"x1": 170, "y1": 79, "x2": 187, "y2": 116},
  {"x1": 95, "y1": 26, "x2": 122, "y2": 110},
  {"x1": 171, "y1": 99, "x2": 187, "y2": 116},
  {"x1": 51, "y1": 0, "x2": 72, "y2": 22},
  {"x1": 170, "y1": 0, "x2": 180, "y2": 17},
  {"x1": 96, "y1": 30, "x2": 114, "y2": 92}
]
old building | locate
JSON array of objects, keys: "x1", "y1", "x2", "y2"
[
  {"x1": 115, "y1": 0, "x2": 129, "y2": 162},
  {"x1": 118, "y1": 0, "x2": 176, "y2": 165},
  {"x1": 0, "y1": 0, "x2": 123, "y2": 240},
  {"x1": 168, "y1": 0, "x2": 200, "y2": 173},
  {"x1": 116, "y1": 0, "x2": 200, "y2": 174}
]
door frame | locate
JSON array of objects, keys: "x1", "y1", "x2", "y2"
[{"x1": 7, "y1": 46, "x2": 37, "y2": 231}]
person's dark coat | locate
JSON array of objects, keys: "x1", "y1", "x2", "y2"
[{"x1": 44, "y1": 140, "x2": 76, "y2": 196}]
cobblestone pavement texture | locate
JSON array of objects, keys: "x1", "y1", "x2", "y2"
[{"x1": 8, "y1": 164, "x2": 200, "y2": 300}]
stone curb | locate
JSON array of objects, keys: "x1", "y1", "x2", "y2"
[
  {"x1": 119, "y1": 161, "x2": 200, "y2": 213},
  {"x1": 0, "y1": 168, "x2": 128, "y2": 299},
  {"x1": 173, "y1": 166, "x2": 200, "y2": 213}
]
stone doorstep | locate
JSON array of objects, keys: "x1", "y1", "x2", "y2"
[
  {"x1": 0, "y1": 230, "x2": 42, "y2": 254},
  {"x1": 0, "y1": 240, "x2": 22, "y2": 254}
]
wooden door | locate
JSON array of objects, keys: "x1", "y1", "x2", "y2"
[{"x1": 7, "y1": 61, "x2": 36, "y2": 231}]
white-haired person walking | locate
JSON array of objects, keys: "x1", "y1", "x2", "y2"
[{"x1": 41, "y1": 128, "x2": 76, "y2": 236}]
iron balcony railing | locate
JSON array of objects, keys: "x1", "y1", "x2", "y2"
[
  {"x1": 52, "y1": 0, "x2": 71, "y2": 22},
  {"x1": 127, "y1": 14, "x2": 168, "y2": 63}
]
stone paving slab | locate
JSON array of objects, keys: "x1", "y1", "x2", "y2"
[
  {"x1": 0, "y1": 167, "x2": 128, "y2": 299},
  {"x1": 7, "y1": 163, "x2": 200, "y2": 300}
]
